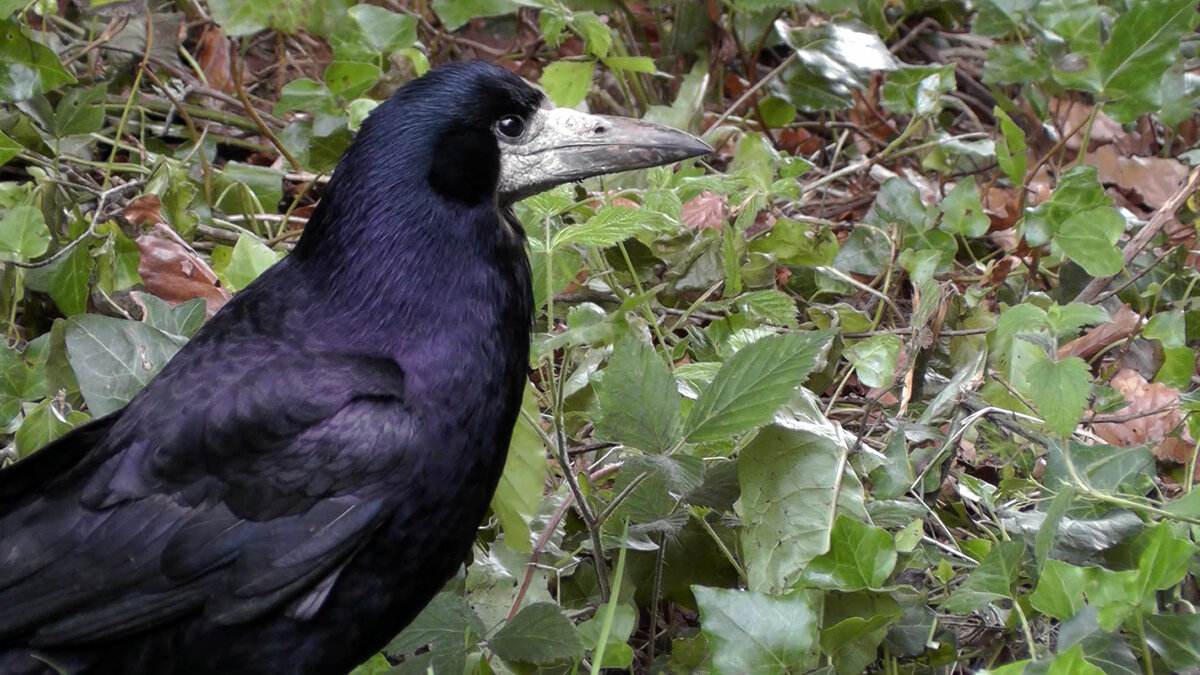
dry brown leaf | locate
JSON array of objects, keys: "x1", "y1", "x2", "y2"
[
  {"x1": 195, "y1": 26, "x2": 236, "y2": 94},
  {"x1": 1085, "y1": 145, "x2": 1188, "y2": 209},
  {"x1": 1050, "y1": 99, "x2": 1123, "y2": 151},
  {"x1": 123, "y1": 195, "x2": 163, "y2": 227},
  {"x1": 1058, "y1": 305, "x2": 1141, "y2": 360},
  {"x1": 136, "y1": 223, "x2": 230, "y2": 318},
  {"x1": 1092, "y1": 370, "x2": 1191, "y2": 468},
  {"x1": 682, "y1": 191, "x2": 728, "y2": 230}
]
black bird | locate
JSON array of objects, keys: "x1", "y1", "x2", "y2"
[{"x1": 0, "y1": 61, "x2": 709, "y2": 674}]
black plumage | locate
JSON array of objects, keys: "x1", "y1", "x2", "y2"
[{"x1": 0, "y1": 61, "x2": 708, "y2": 674}]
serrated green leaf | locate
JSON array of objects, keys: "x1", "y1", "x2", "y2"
[
  {"x1": 994, "y1": 107, "x2": 1027, "y2": 185},
  {"x1": 684, "y1": 331, "x2": 834, "y2": 442},
  {"x1": 594, "y1": 335, "x2": 681, "y2": 454},
  {"x1": 553, "y1": 206, "x2": 644, "y2": 249},
  {"x1": 1025, "y1": 353, "x2": 1091, "y2": 436}
]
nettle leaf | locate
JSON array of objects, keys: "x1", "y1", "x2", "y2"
[
  {"x1": 0, "y1": 204, "x2": 49, "y2": 259},
  {"x1": 940, "y1": 178, "x2": 990, "y2": 237},
  {"x1": 490, "y1": 602, "x2": 584, "y2": 665},
  {"x1": 553, "y1": 206, "x2": 645, "y2": 249},
  {"x1": 940, "y1": 540, "x2": 1026, "y2": 613},
  {"x1": 0, "y1": 20, "x2": 75, "y2": 101},
  {"x1": 490, "y1": 386, "x2": 546, "y2": 552},
  {"x1": 540, "y1": 60, "x2": 594, "y2": 109},
  {"x1": 797, "y1": 516, "x2": 897, "y2": 590},
  {"x1": 1098, "y1": 0, "x2": 1199, "y2": 123},
  {"x1": 1025, "y1": 352, "x2": 1091, "y2": 436},
  {"x1": 844, "y1": 334, "x2": 901, "y2": 388},
  {"x1": 736, "y1": 290, "x2": 799, "y2": 329},
  {"x1": 693, "y1": 586, "x2": 819, "y2": 672},
  {"x1": 64, "y1": 315, "x2": 186, "y2": 417},
  {"x1": 594, "y1": 335, "x2": 681, "y2": 454},
  {"x1": 684, "y1": 331, "x2": 834, "y2": 442},
  {"x1": 1053, "y1": 208, "x2": 1125, "y2": 277}
]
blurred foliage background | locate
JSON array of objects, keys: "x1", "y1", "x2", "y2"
[{"x1": 2, "y1": 0, "x2": 1200, "y2": 672}]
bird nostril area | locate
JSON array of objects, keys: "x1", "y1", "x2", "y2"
[{"x1": 594, "y1": 125, "x2": 607, "y2": 134}]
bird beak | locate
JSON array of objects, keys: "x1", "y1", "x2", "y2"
[{"x1": 497, "y1": 107, "x2": 712, "y2": 203}]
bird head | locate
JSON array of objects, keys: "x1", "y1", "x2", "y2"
[{"x1": 353, "y1": 61, "x2": 712, "y2": 207}]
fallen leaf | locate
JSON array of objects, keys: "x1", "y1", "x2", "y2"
[
  {"x1": 123, "y1": 195, "x2": 163, "y2": 227},
  {"x1": 1085, "y1": 145, "x2": 1188, "y2": 210},
  {"x1": 682, "y1": 191, "x2": 727, "y2": 230},
  {"x1": 136, "y1": 223, "x2": 230, "y2": 317},
  {"x1": 1092, "y1": 370, "x2": 1191, "y2": 469},
  {"x1": 195, "y1": 26, "x2": 236, "y2": 94},
  {"x1": 1058, "y1": 305, "x2": 1141, "y2": 360}
]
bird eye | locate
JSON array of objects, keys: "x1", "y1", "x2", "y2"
[{"x1": 495, "y1": 115, "x2": 525, "y2": 139}]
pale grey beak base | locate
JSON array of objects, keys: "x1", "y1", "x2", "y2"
[{"x1": 498, "y1": 107, "x2": 711, "y2": 203}]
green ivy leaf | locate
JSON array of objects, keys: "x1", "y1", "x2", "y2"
[
  {"x1": 431, "y1": 0, "x2": 518, "y2": 31},
  {"x1": 14, "y1": 397, "x2": 88, "y2": 458},
  {"x1": 798, "y1": 516, "x2": 897, "y2": 590},
  {"x1": 64, "y1": 315, "x2": 186, "y2": 417},
  {"x1": 219, "y1": 234, "x2": 280, "y2": 292},
  {"x1": 940, "y1": 540, "x2": 1026, "y2": 613},
  {"x1": 0, "y1": 204, "x2": 49, "y2": 259},
  {"x1": 490, "y1": 602, "x2": 584, "y2": 665},
  {"x1": 0, "y1": 20, "x2": 75, "y2": 101},
  {"x1": 1053, "y1": 208, "x2": 1125, "y2": 277},
  {"x1": 347, "y1": 5, "x2": 417, "y2": 54},
  {"x1": 693, "y1": 586, "x2": 819, "y2": 672},
  {"x1": 844, "y1": 334, "x2": 901, "y2": 388},
  {"x1": 1098, "y1": 0, "x2": 1200, "y2": 123},
  {"x1": 324, "y1": 60, "x2": 383, "y2": 101},
  {"x1": 1145, "y1": 614, "x2": 1200, "y2": 671},
  {"x1": 1029, "y1": 559, "x2": 1087, "y2": 621},
  {"x1": 940, "y1": 178, "x2": 990, "y2": 237},
  {"x1": 540, "y1": 60, "x2": 594, "y2": 109}
]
